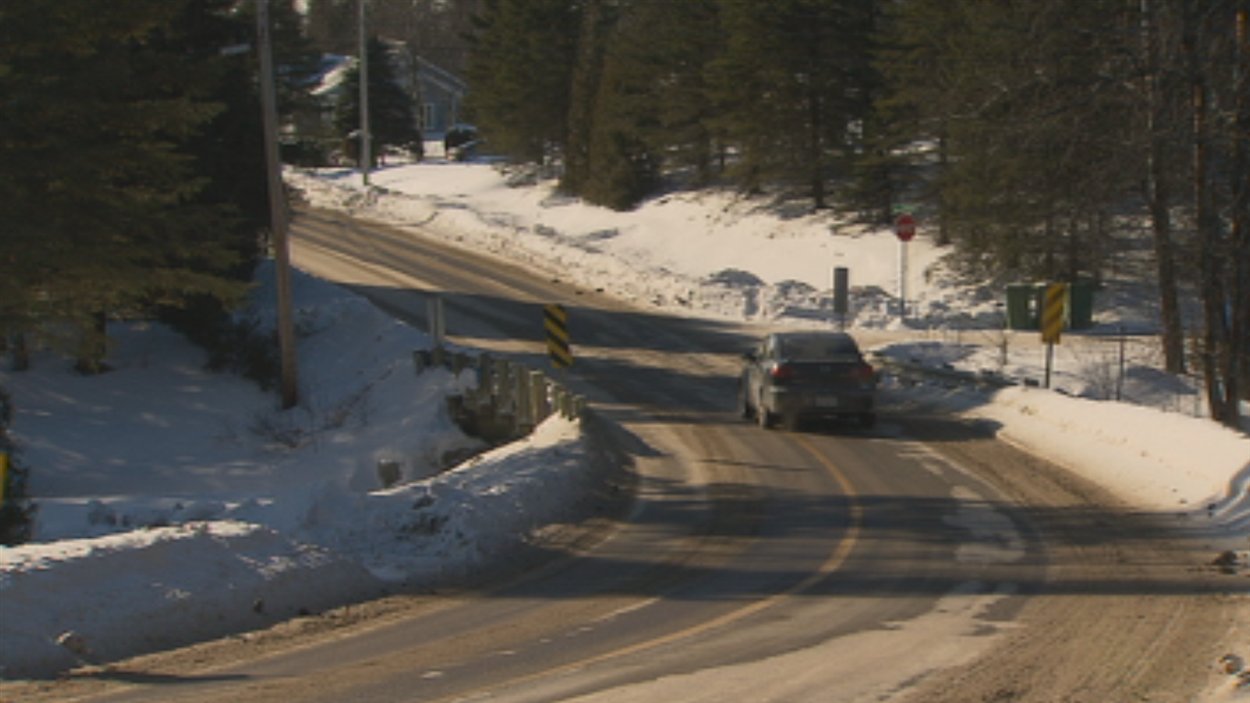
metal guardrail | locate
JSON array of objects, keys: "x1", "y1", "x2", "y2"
[{"x1": 414, "y1": 347, "x2": 586, "y2": 444}]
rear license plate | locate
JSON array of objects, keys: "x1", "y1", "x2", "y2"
[{"x1": 816, "y1": 396, "x2": 839, "y2": 407}]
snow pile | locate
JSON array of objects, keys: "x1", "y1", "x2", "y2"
[
  {"x1": 2, "y1": 521, "x2": 378, "y2": 674},
  {"x1": 979, "y1": 386, "x2": 1250, "y2": 519}
]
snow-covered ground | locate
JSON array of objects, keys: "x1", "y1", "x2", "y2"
[{"x1": 2, "y1": 159, "x2": 1247, "y2": 694}]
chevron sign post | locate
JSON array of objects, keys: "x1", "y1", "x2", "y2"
[
  {"x1": 544, "y1": 304, "x2": 572, "y2": 369},
  {"x1": 1041, "y1": 283, "x2": 1068, "y2": 388},
  {"x1": 1041, "y1": 283, "x2": 1068, "y2": 344}
]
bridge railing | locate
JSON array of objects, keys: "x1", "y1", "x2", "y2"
[{"x1": 413, "y1": 347, "x2": 586, "y2": 445}]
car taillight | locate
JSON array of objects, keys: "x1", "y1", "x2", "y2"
[
  {"x1": 852, "y1": 362, "x2": 876, "y2": 384},
  {"x1": 770, "y1": 363, "x2": 794, "y2": 382}
]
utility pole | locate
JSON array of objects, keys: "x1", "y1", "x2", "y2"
[
  {"x1": 359, "y1": 0, "x2": 371, "y2": 186},
  {"x1": 257, "y1": 0, "x2": 299, "y2": 409}
]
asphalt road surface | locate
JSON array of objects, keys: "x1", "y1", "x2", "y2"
[{"x1": 12, "y1": 208, "x2": 1241, "y2": 703}]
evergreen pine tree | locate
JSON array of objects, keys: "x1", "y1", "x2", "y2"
[
  {"x1": 645, "y1": 0, "x2": 725, "y2": 186},
  {"x1": 878, "y1": 0, "x2": 1139, "y2": 279},
  {"x1": 603, "y1": 0, "x2": 723, "y2": 190},
  {"x1": 156, "y1": 0, "x2": 274, "y2": 348},
  {"x1": 869, "y1": 0, "x2": 963, "y2": 238},
  {"x1": 464, "y1": 0, "x2": 579, "y2": 163},
  {"x1": 268, "y1": 0, "x2": 326, "y2": 125},
  {"x1": 335, "y1": 36, "x2": 424, "y2": 163},
  {"x1": 709, "y1": 0, "x2": 876, "y2": 208},
  {"x1": 562, "y1": 0, "x2": 612, "y2": 196},
  {"x1": 0, "y1": 0, "x2": 250, "y2": 372},
  {"x1": 579, "y1": 2, "x2": 661, "y2": 210}
]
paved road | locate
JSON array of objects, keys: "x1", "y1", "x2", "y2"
[{"x1": 18, "y1": 208, "x2": 1236, "y2": 703}]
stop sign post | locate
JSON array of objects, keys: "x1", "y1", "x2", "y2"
[{"x1": 894, "y1": 213, "x2": 916, "y2": 319}]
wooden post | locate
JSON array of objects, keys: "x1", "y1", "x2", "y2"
[{"x1": 257, "y1": 0, "x2": 298, "y2": 409}]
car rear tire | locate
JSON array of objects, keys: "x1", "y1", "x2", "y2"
[{"x1": 858, "y1": 412, "x2": 876, "y2": 429}]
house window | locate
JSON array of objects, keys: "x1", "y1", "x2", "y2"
[{"x1": 423, "y1": 104, "x2": 437, "y2": 132}]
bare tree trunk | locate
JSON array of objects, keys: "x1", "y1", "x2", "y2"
[
  {"x1": 936, "y1": 129, "x2": 951, "y2": 246},
  {"x1": 1231, "y1": 2, "x2": 1249, "y2": 412},
  {"x1": 1188, "y1": 5, "x2": 1238, "y2": 427},
  {"x1": 1193, "y1": 65, "x2": 1225, "y2": 424},
  {"x1": 808, "y1": 83, "x2": 827, "y2": 210},
  {"x1": 1142, "y1": 0, "x2": 1186, "y2": 373},
  {"x1": 1147, "y1": 152, "x2": 1185, "y2": 373}
]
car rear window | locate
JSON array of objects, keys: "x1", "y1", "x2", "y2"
[{"x1": 779, "y1": 336, "x2": 860, "y2": 360}]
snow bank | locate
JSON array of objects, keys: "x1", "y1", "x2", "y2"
[
  {"x1": 0, "y1": 262, "x2": 606, "y2": 678},
  {"x1": 1, "y1": 521, "x2": 380, "y2": 676},
  {"x1": 980, "y1": 386, "x2": 1250, "y2": 520}
]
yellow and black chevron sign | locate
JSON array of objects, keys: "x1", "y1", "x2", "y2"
[
  {"x1": 544, "y1": 304, "x2": 572, "y2": 368},
  {"x1": 1041, "y1": 283, "x2": 1068, "y2": 344}
]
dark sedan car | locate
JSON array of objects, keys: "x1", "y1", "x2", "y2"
[{"x1": 738, "y1": 331, "x2": 877, "y2": 430}]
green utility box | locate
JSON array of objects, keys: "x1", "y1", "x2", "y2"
[
  {"x1": 1005, "y1": 284, "x2": 1038, "y2": 330},
  {"x1": 1067, "y1": 280, "x2": 1095, "y2": 330}
]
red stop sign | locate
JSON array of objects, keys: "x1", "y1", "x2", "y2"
[{"x1": 895, "y1": 213, "x2": 916, "y2": 242}]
